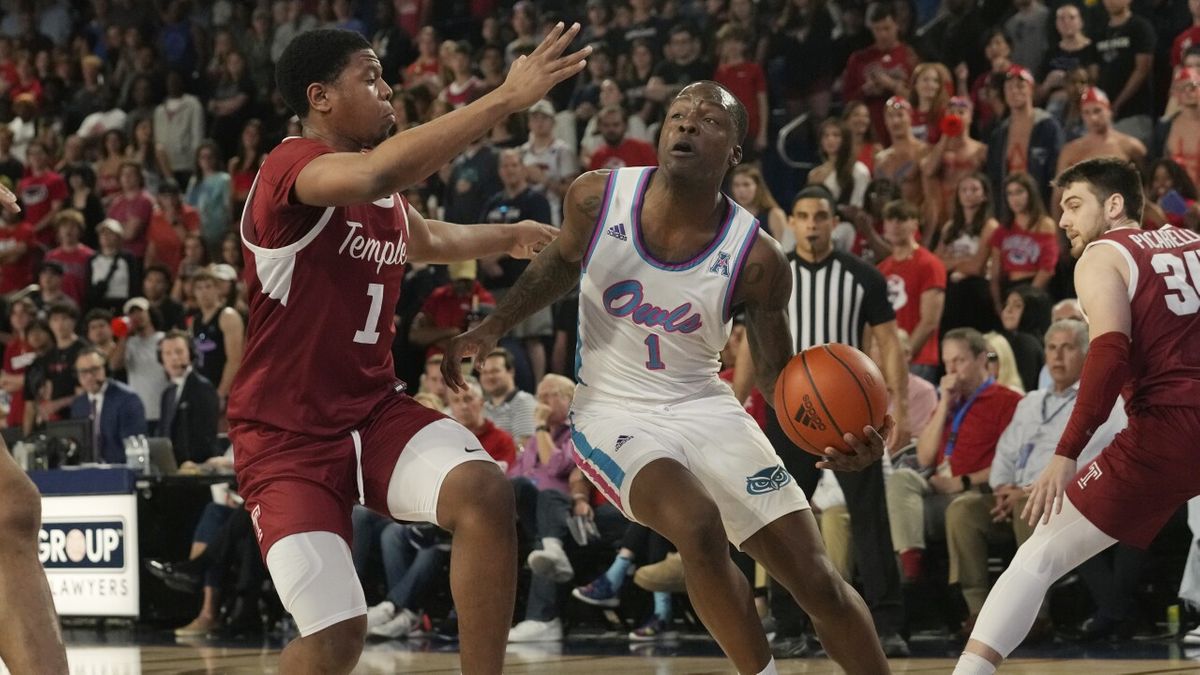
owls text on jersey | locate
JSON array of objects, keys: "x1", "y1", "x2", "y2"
[{"x1": 574, "y1": 167, "x2": 760, "y2": 405}]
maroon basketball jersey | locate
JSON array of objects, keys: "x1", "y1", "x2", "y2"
[
  {"x1": 228, "y1": 137, "x2": 410, "y2": 436},
  {"x1": 1086, "y1": 225, "x2": 1200, "y2": 410}
]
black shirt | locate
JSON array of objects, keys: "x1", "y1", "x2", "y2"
[
  {"x1": 25, "y1": 337, "x2": 87, "y2": 403},
  {"x1": 787, "y1": 251, "x2": 895, "y2": 351},
  {"x1": 478, "y1": 187, "x2": 552, "y2": 290},
  {"x1": 652, "y1": 58, "x2": 714, "y2": 87},
  {"x1": 1039, "y1": 41, "x2": 1100, "y2": 80},
  {"x1": 1096, "y1": 14, "x2": 1156, "y2": 118},
  {"x1": 188, "y1": 307, "x2": 237, "y2": 390}
]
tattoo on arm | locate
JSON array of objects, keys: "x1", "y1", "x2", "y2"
[
  {"x1": 489, "y1": 240, "x2": 580, "y2": 333},
  {"x1": 742, "y1": 254, "x2": 795, "y2": 402}
]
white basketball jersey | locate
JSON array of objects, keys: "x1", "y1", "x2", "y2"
[{"x1": 575, "y1": 167, "x2": 761, "y2": 406}]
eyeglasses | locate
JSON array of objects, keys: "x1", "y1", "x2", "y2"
[{"x1": 986, "y1": 352, "x2": 999, "y2": 363}]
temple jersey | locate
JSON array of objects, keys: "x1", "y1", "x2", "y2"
[
  {"x1": 575, "y1": 167, "x2": 760, "y2": 406},
  {"x1": 1085, "y1": 225, "x2": 1200, "y2": 410},
  {"x1": 228, "y1": 137, "x2": 410, "y2": 436}
]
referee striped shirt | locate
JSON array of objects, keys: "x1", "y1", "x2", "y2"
[{"x1": 787, "y1": 251, "x2": 895, "y2": 351}]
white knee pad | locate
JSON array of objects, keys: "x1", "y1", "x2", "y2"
[{"x1": 266, "y1": 531, "x2": 367, "y2": 637}]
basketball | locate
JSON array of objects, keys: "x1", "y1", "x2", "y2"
[{"x1": 774, "y1": 343, "x2": 890, "y2": 456}]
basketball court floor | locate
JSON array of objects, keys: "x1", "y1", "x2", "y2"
[{"x1": 17, "y1": 628, "x2": 1200, "y2": 674}]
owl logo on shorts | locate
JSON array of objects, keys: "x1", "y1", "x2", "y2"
[{"x1": 746, "y1": 465, "x2": 792, "y2": 495}]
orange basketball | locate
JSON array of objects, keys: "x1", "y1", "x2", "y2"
[{"x1": 773, "y1": 343, "x2": 890, "y2": 456}]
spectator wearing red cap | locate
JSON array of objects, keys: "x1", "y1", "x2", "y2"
[
  {"x1": 1173, "y1": 0, "x2": 1200, "y2": 69},
  {"x1": 843, "y1": 2, "x2": 920, "y2": 146},
  {"x1": 1056, "y1": 88, "x2": 1146, "y2": 189},
  {"x1": 921, "y1": 96, "x2": 988, "y2": 240},
  {"x1": 985, "y1": 65, "x2": 1064, "y2": 218},
  {"x1": 1095, "y1": 0, "x2": 1156, "y2": 146},
  {"x1": 875, "y1": 96, "x2": 928, "y2": 214},
  {"x1": 1166, "y1": 67, "x2": 1200, "y2": 189}
]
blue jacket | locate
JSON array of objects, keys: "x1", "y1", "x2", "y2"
[
  {"x1": 70, "y1": 380, "x2": 148, "y2": 464},
  {"x1": 986, "y1": 108, "x2": 1065, "y2": 219}
]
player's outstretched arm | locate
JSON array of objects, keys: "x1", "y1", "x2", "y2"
[
  {"x1": 1023, "y1": 243, "x2": 1131, "y2": 526},
  {"x1": 293, "y1": 23, "x2": 590, "y2": 208},
  {"x1": 441, "y1": 171, "x2": 609, "y2": 390},
  {"x1": 406, "y1": 204, "x2": 559, "y2": 264}
]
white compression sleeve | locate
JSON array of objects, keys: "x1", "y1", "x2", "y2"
[{"x1": 968, "y1": 495, "x2": 1116, "y2": 658}]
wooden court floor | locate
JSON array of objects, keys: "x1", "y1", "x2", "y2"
[{"x1": 18, "y1": 645, "x2": 1200, "y2": 674}]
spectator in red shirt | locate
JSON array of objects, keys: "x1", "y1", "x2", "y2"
[
  {"x1": 713, "y1": 25, "x2": 767, "y2": 156},
  {"x1": 842, "y1": 2, "x2": 920, "y2": 145},
  {"x1": 409, "y1": 259, "x2": 496, "y2": 358},
  {"x1": 877, "y1": 200, "x2": 946, "y2": 384},
  {"x1": 1173, "y1": 0, "x2": 1200, "y2": 68},
  {"x1": 0, "y1": 207, "x2": 35, "y2": 294},
  {"x1": 17, "y1": 141, "x2": 67, "y2": 248},
  {"x1": 1, "y1": 298, "x2": 39, "y2": 429},
  {"x1": 106, "y1": 160, "x2": 154, "y2": 258},
  {"x1": 587, "y1": 105, "x2": 658, "y2": 171},
  {"x1": 43, "y1": 209, "x2": 94, "y2": 305},
  {"x1": 886, "y1": 327, "x2": 1022, "y2": 582},
  {"x1": 448, "y1": 378, "x2": 517, "y2": 469},
  {"x1": 145, "y1": 180, "x2": 200, "y2": 273},
  {"x1": 988, "y1": 171, "x2": 1059, "y2": 314}
]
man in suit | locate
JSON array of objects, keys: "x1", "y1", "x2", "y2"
[
  {"x1": 158, "y1": 329, "x2": 219, "y2": 464},
  {"x1": 70, "y1": 346, "x2": 147, "y2": 464}
]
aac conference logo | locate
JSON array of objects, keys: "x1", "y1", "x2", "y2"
[{"x1": 38, "y1": 520, "x2": 126, "y2": 571}]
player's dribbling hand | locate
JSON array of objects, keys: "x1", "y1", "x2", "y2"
[
  {"x1": 816, "y1": 414, "x2": 894, "y2": 472},
  {"x1": 442, "y1": 321, "x2": 503, "y2": 392},
  {"x1": 508, "y1": 220, "x2": 558, "y2": 259},
  {"x1": 0, "y1": 183, "x2": 20, "y2": 214},
  {"x1": 500, "y1": 22, "x2": 591, "y2": 111},
  {"x1": 1022, "y1": 455, "x2": 1076, "y2": 527}
]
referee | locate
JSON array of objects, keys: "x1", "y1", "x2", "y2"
[{"x1": 736, "y1": 185, "x2": 911, "y2": 657}]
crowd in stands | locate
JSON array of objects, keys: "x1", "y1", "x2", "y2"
[{"x1": 10, "y1": 0, "x2": 1200, "y2": 653}]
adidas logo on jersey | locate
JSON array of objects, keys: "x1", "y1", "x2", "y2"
[
  {"x1": 746, "y1": 465, "x2": 792, "y2": 495},
  {"x1": 795, "y1": 395, "x2": 826, "y2": 431},
  {"x1": 614, "y1": 435, "x2": 633, "y2": 452},
  {"x1": 607, "y1": 222, "x2": 628, "y2": 241}
]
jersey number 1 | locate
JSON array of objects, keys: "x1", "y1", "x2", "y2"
[
  {"x1": 644, "y1": 334, "x2": 665, "y2": 370},
  {"x1": 1152, "y1": 251, "x2": 1200, "y2": 316},
  {"x1": 354, "y1": 283, "x2": 385, "y2": 344}
]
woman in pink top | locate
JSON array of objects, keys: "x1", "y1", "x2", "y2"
[{"x1": 988, "y1": 172, "x2": 1058, "y2": 315}]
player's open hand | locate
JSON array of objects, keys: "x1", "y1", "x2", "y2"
[
  {"x1": 508, "y1": 220, "x2": 558, "y2": 259},
  {"x1": 442, "y1": 320, "x2": 504, "y2": 392},
  {"x1": 500, "y1": 22, "x2": 591, "y2": 111},
  {"x1": 817, "y1": 415, "x2": 893, "y2": 472},
  {"x1": 1022, "y1": 455, "x2": 1076, "y2": 527},
  {"x1": 0, "y1": 183, "x2": 20, "y2": 214}
]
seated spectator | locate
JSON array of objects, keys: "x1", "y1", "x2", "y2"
[
  {"x1": 509, "y1": 467, "x2": 627, "y2": 643},
  {"x1": 644, "y1": 22, "x2": 712, "y2": 106},
  {"x1": 946, "y1": 320, "x2": 1124, "y2": 636},
  {"x1": 446, "y1": 378, "x2": 517, "y2": 469},
  {"x1": 185, "y1": 141, "x2": 232, "y2": 253},
  {"x1": 578, "y1": 80, "x2": 652, "y2": 167},
  {"x1": 572, "y1": 523, "x2": 678, "y2": 641},
  {"x1": 44, "y1": 209, "x2": 94, "y2": 305},
  {"x1": 844, "y1": 101, "x2": 881, "y2": 173},
  {"x1": 984, "y1": 331, "x2": 1025, "y2": 394},
  {"x1": 69, "y1": 346, "x2": 147, "y2": 464},
  {"x1": 869, "y1": 328, "x2": 940, "y2": 445},
  {"x1": 810, "y1": 118, "x2": 871, "y2": 210},
  {"x1": 409, "y1": 260, "x2": 496, "y2": 358},
  {"x1": 873, "y1": 97, "x2": 928, "y2": 212},
  {"x1": 24, "y1": 304, "x2": 87, "y2": 435},
  {"x1": 111, "y1": 298, "x2": 168, "y2": 429},
  {"x1": 156, "y1": 328, "x2": 219, "y2": 463},
  {"x1": 587, "y1": 105, "x2": 657, "y2": 171},
  {"x1": 143, "y1": 264, "x2": 186, "y2": 331},
  {"x1": 86, "y1": 218, "x2": 140, "y2": 313},
  {"x1": 479, "y1": 348, "x2": 537, "y2": 448},
  {"x1": 0, "y1": 203, "x2": 35, "y2": 295},
  {"x1": 0, "y1": 126, "x2": 24, "y2": 191},
  {"x1": 509, "y1": 374, "x2": 577, "y2": 546},
  {"x1": 31, "y1": 261, "x2": 78, "y2": 314},
  {"x1": 886, "y1": 328, "x2": 1022, "y2": 583},
  {"x1": 360, "y1": 515, "x2": 451, "y2": 639},
  {"x1": 145, "y1": 180, "x2": 200, "y2": 274},
  {"x1": 998, "y1": 284, "x2": 1051, "y2": 392},
  {"x1": 416, "y1": 353, "x2": 450, "y2": 410},
  {"x1": 62, "y1": 165, "x2": 106, "y2": 244},
  {"x1": 920, "y1": 97, "x2": 987, "y2": 239},
  {"x1": 187, "y1": 266, "x2": 245, "y2": 407},
  {"x1": 985, "y1": 66, "x2": 1064, "y2": 215}
]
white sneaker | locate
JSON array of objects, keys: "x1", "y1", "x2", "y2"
[
  {"x1": 507, "y1": 618, "x2": 563, "y2": 642},
  {"x1": 1184, "y1": 625, "x2": 1200, "y2": 645},
  {"x1": 528, "y1": 547, "x2": 574, "y2": 583},
  {"x1": 366, "y1": 600, "x2": 396, "y2": 629},
  {"x1": 368, "y1": 608, "x2": 417, "y2": 639}
]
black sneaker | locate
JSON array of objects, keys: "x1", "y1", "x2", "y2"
[
  {"x1": 144, "y1": 559, "x2": 202, "y2": 593},
  {"x1": 433, "y1": 611, "x2": 459, "y2": 642}
]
